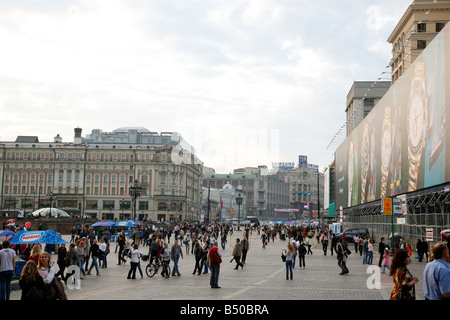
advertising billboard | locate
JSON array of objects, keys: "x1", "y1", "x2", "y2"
[{"x1": 335, "y1": 24, "x2": 450, "y2": 209}]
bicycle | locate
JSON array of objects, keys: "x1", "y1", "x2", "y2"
[{"x1": 145, "y1": 258, "x2": 171, "y2": 278}]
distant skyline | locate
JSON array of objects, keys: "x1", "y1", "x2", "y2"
[{"x1": 0, "y1": 0, "x2": 412, "y2": 173}]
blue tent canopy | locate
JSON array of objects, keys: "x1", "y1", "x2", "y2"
[
  {"x1": 114, "y1": 220, "x2": 136, "y2": 228},
  {"x1": 91, "y1": 221, "x2": 115, "y2": 227},
  {"x1": 8, "y1": 230, "x2": 69, "y2": 245},
  {"x1": 0, "y1": 229, "x2": 15, "y2": 240}
]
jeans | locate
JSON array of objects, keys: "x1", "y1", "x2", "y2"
[
  {"x1": 210, "y1": 264, "x2": 220, "y2": 288},
  {"x1": 0, "y1": 270, "x2": 14, "y2": 300},
  {"x1": 298, "y1": 255, "x2": 305, "y2": 267},
  {"x1": 382, "y1": 265, "x2": 391, "y2": 274},
  {"x1": 201, "y1": 257, "x2": 208, "y2": 273},
  {"x1": 338, "y1": 259, "x2": 348, "y2": 273},
  {"x1": 367, "y1": 251, "x2": 373, "y2": 265},
  {"x1": 128, "y1": 262, "x2": 138, "y2": 279},
  {"x1": 172, "y1": 256, "x2": 181, "y2": 276},
  {"x1": 78, "y1": 259, "x2": 85, "y2": 276},
  {"x1": 88, "y1": 256, "x2": 100, "y2": 275},
  {"x1": 285, "y1": 260, "x2": 293, "y2": 279}
]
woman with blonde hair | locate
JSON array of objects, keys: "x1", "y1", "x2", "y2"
[
  {"x1": 19, "y1": 260, "x2": 45, "y2": 300},
  {"x1": 29, "y1": 244, "x2": 42, "y2": 264},
  {"x1": 285, "y1": 243, "x2": 295, "y2": 280}
]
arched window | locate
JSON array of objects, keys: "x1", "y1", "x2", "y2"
[{"x1": 158, "y1": 202, "x2": 167, "y2": 210}]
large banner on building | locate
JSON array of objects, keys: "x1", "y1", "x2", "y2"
[{"x1": 336, "y1": 23, "x2": 450, "y2": 209}]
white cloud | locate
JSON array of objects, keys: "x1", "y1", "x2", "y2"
[{"x1": 0, "y1": 0, "x2": 413, "y2": 172}]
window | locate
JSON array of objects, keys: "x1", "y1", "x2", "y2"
[
  {"x1": 436, "y1": 23, "x2": 445, "y2": 32},
  {"x1": 417, "y1": 23, "x2": 426, "y2": 32},
  {"x1": 417, "y1": 40, "x2": 427, "y2": 49}
]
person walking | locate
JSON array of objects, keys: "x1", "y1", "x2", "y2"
[
  {"x1": 337, "y1": 238, "x2": 350, "y2": 275},
  {"x1": 75, "y1": 239, "x2": 86, "y2": 278},
  {"x1": 422, "y1": 243, "x2": 450, "y2": 300},
  {"x1": 261, "y1": 233, "x2": 267, "y2": 249},
  {"x1": 19, "y1": 260, "x2": 45, "y2": 301},
  {"x1": 117, "y1": 234, "x2": 127, "y2": 265},
  {"x1": 389, "y1": 249, "x2": 419, "y2": 300},
  {"x1": 353, "y1": 235, "x2": 359, "y2": 254},
  {"x1": 232, "y1": 238, "x2": 244, "y2": 270},
  {"x1": 298, "y1": 242, "x2": 307, "y2": 268},
  {"x1": 183, "y1": 233, "x2": 190, "y2": 256},
  {"x1": 321, "y1": 232, "x2": 329, "y2": 256},
  {"x1": 382, "y1": 248, "x2": 391, "y2": 274},
  {"x1": 160, "y1": 242, "x2": 171, "y2": 277},
  {"x1": 171, "y1": 239, "x2": 184, "y2": 277},
  {"x1": 330, "y1": 233, "x2": 337, "y2": 256},
  {"x1": 87, "y1": 239, "x2": 101, "y2": 276},
  {"x1": 64, "y1": 243, "x2": 79, "y2": 282},
  {"x1": 192, "y1": 240, "x2": 203, "y2": 275},
  {"x1": 285, "y1": 243, "x2": 295, "y2": 280},
  {"x1": 241, "y1": 235, "x2": 250, "y2": 265},
  {"x1": 208, "y1": 241, "x2": 222, "y2": 289},
  {"x1": 358, "y1": 236, "x2": 364, "y2": 256},
  {"x1": 200, "y1": 237, "x2": 210, "y2": 274},
  {"x1": 367, "y1": 239, "x2": 374, "y2": 265},
  {"x1": 0, "y1": 240, "x2": 16, "y2": 300},
  {"x1": 55, "y1": 243, "x2": 67, "y2": 278},
  {"x1": 307, "y1": 236, "x2": 314, "y2": 255},
  {"x1": 378, "y1": 237, "x2": 387, "y2": 267}
]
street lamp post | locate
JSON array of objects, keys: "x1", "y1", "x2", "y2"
[
  {"x1": 46, "y1": 192, "x2": 54, "y2": 218},
  {"x1": 129, "y1": 180, "x2": 144, "y2": 221},
  {"x1": 120, "y1": 199, "x2": 125, "y2": 219},
  {"x1": 235, "y1": 185, "x2": 244, "y2": 231}
]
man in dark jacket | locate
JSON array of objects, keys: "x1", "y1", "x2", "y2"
[
  {"x1": 241, "y1": 236, "x2": 249, "y2": 264},
  {"x1": 378, "y1": 237, "x2": 387, "y2": 267},
  {"x1": 87, "y1": 239, "x2": 101, "y2": 276}
]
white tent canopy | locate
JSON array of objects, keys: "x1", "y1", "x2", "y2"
[{"x1": 31, "y1": 208, "x2": 70, "y2": 218}]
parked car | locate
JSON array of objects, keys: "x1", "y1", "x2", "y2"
[{"x1": 335, "y1": 228, "x2": 373, "y2": 243}]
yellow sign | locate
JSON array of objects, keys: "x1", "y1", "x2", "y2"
[{"x1": 383, "y1": 198, "x2": 392, "y2": 215}]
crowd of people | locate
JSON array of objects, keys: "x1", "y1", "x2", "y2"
[{"x1": 0, "y1": 219, "x2": 449, "y2": 300}]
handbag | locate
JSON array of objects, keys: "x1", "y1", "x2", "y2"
[
  {"x1": 281, "y1": 250, "x2": 287, "y2": 262},
  {"x1": 398, "y1": 270, "x2": 416, "y2": 300}
]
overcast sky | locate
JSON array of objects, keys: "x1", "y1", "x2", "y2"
[{"x1": 0, "y1": 0, "x2": 412, "y2": 173}]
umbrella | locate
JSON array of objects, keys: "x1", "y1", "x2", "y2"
[
  {"x1": 91, "y1": 221, "x2": 116, "y2": 227},
  {"x1": 114, "y1": 220, "x2": 137, "y2": 228},
  {"x1": 0, "y1": 229, "x2": 15, "y2": 241},
  {"x1": 8, "y1": 230, "x2": 69, "y2": 245},
  {"x1": 31, "y1": 208, "x2": 70, "y2": 218},
  {"x1": 131, "y1": 220, "x2": 143, "y2": 226}
]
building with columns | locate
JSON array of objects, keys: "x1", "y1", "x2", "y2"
[{"x1": 0, "y1": 127, "x2": 203, "y2": 222}]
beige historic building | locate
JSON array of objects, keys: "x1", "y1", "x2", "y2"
[
  {"x1": 388, "y1": 0, "x2": 450, "y2": 84},
  {"x1": 0, "y1": 127, "x2": 203, "y2": 222}
]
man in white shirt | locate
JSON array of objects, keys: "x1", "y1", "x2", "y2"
[{"x1": 0, "y1": 240, "x2": 16, "y2": 300}]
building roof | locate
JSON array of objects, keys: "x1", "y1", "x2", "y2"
[{"x1": 15, "y1": 136, "x2": 39, "y2": 143}]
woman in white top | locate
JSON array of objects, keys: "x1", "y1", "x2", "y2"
[
  {"x1": 37, "y1": 252, "x2": 56, "y2": 300},
  {"x1": 127, "y1": 244, "x2": 142, "y2": 279},
  {"x1": 0, "y1": 240, "x2": 16, "y2": 300}
]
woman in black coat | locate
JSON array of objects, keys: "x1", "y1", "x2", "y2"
[{"x1": 19, "y1": 260, "x2": 45, "y2": 300}]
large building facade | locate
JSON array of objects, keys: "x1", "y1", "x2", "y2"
[
  {"x1": 0, "y1": 127, "x2": 203, "y2": 222},
  {"x1": 388, "y1": 0, "x2": 450, "y2": 84},
  {"x1": 345, "y1": 81, "x2": 391, "y2": 136},
  {"x1": 202, "y1": 171, "x2": 289, "y2": 220},
  {"x1": 334, "y1": 19, "x2": 450, "y2": 244}
]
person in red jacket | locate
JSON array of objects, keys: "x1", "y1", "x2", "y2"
[{"x1": 208, "y1": 241, "x2": 222, "y2": 289}]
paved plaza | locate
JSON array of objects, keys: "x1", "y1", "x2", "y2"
[{"x1": 8, "y1": 230, "x2": 429, "y2": 301}]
